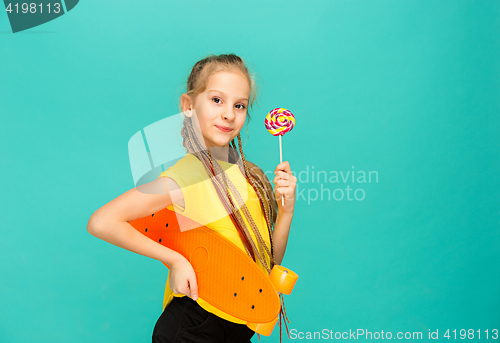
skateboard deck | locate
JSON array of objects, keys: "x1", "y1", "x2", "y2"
[{"x1": 128, "y1": 206, "x2": 298, "y2": 335}]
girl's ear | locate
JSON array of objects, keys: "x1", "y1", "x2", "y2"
[{"x1": 180, "y1": 93, "x2": 194, "y2": 116}]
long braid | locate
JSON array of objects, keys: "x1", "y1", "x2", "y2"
[
  {"x1": 235, "y1": 134, "x2": 276, "y2": 270},
  {"x1": 206, "y1": 147, "x2": 258, "y2": 261}
]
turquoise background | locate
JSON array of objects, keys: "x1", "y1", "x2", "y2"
[{"x1": 1, "y1": 1, "x2": 499, "y2": 342}]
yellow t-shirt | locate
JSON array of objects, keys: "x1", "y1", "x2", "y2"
[{"x1": 156, "y1": 153, "x2": 272, "y2": 324}]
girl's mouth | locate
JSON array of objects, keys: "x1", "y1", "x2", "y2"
[{"x1": 215, "y1": 125, "x2": 232, "y2": 132}]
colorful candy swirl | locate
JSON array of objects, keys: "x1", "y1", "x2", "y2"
[{"x1": 265, "y1": 108, "x2": 295, "y2": 136}]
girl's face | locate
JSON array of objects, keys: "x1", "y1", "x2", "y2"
[{"x1": 185, "y1": 70, "x2": 250, "y2": 152}]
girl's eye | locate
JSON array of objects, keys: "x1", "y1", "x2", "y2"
[{"x1": 212, "y1": 97, "x2": 245, "y2": 109}]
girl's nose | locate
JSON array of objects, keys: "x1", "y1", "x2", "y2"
[{"x1": 221, "y1": 109, "x2": 235, "y2": 121}]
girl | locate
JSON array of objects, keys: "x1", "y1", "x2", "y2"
[{"x1": 87, "y1": 53, "x2": 297, "y2": 342}]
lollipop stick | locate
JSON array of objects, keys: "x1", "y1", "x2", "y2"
[
  {"x1": 279, "y1": 135, "x2": 284, "y2": 206},
  {"x1": 279, "y1": 134, "x2": 282, "y2": 164}
]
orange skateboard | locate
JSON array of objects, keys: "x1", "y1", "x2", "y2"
[{"x1": 128, "y1": 207, "x2": 298, "y2": 336}]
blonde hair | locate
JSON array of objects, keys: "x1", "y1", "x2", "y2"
[{"x1": 178, "y1": 53, "x2": 278, "y2": 274}]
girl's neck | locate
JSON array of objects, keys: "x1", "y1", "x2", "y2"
[{"x1": 209, "y1": 146, "x2": 230, "y2": 163}]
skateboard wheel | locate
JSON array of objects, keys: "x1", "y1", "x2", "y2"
[
  {"x1": 269, "y1": 265, "x2": 298, "y2": 295},
  {"x1": 246, "y1": 316, "x2": 278, "y2": 336}
]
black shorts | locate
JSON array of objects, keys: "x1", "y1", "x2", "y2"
[{"x1": 152, "y1": 296, "x2": 256, "y2": 343}]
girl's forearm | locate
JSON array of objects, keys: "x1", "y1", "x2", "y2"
[
  {"x1": 87, "y1": 220, "x2": 184, "y2": 267},
  {"x1": 272, "y1": 210, "x2": 294, "y2": 265}
]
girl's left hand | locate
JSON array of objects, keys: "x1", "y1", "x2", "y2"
[{"x1": 273, "y1": 161, "x2": 297, "y2": 213}]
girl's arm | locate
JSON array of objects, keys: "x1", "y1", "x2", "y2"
[
  {"x1": 87, "y1": 177, "x2": 199, "y2": 299},
  {"x1": 272, "y1": 210, "x2": 294, "y2": 265},
  {"x1": 87, "y1": 177, "x2": 181, "y2": 264},
  {"x1": 272, "y1": 161, "x2": 297, "y2": 265}
]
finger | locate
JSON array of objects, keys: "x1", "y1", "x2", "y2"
[
  {"x1": 275, "y1": 171, "x2": 291, "y2": 181},
  {"x1": 180, "y1": 281, "x2": 190, "y2": 297},
  {"x1": 275, "y1": 161, "x2": 291, "y2": 173},
  {"x1": 275, "y1": 192, "x2": 282, "y2": 201},
  {"x1": 275, "y1": 188, "x2": 287, "y2": 198},
  {"x1": 275, "y1": 179, "x2": 290, "y2": 187},
  {"x1": 273, "y1": 176, "x2": 283, "y2": 186},
  {"x1": 275, "y1": 187, "x2": 284, "y2": 198},
  {"x1": 188, "y1": 275, "x2": 198, "y2": 301}
]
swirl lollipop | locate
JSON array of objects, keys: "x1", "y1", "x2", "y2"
[{"x1": 265, "y1": 108, "x2": 295, "y2": 205}]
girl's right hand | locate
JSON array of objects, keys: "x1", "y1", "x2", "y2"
[{"x1": 169, "y1": 256, "x2": 199, "y2": 301}]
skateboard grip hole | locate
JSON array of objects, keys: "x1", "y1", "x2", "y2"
[
  {"x1": 159, "y1": 238, "x2": 162, "y2": 243},
  {"x1": 234, "y1": 293, "x2": 237, "y2": 297},
  {"x1": 152, "y1": 214, "x2": 154, "y2": 217},
  {"x1": 252, "y1": 305, "x2": 255, "y2": 309},
  {"x1": 166, "y1": 223, "x2": 169, "y2": 227},
  {"x1": 259, "y1": 289, "x2": 262, "y2": 293},
  {"x1": 145, "y1": 228, "x2": 148, "y2": 232},
  {"x1": 190, "y1": 246, "x2": 209, "y2": 272},
  {"x1": 241, "y1": 276, "x2": 244, "y2": 280}
]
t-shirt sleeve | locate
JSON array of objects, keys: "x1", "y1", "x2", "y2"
[
  {"x1": 155, "y1": 155, "x2": 228, "y2": 227},
  {"x1": 156, "y1": 163, "x2": 188, "y2": 213}
]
